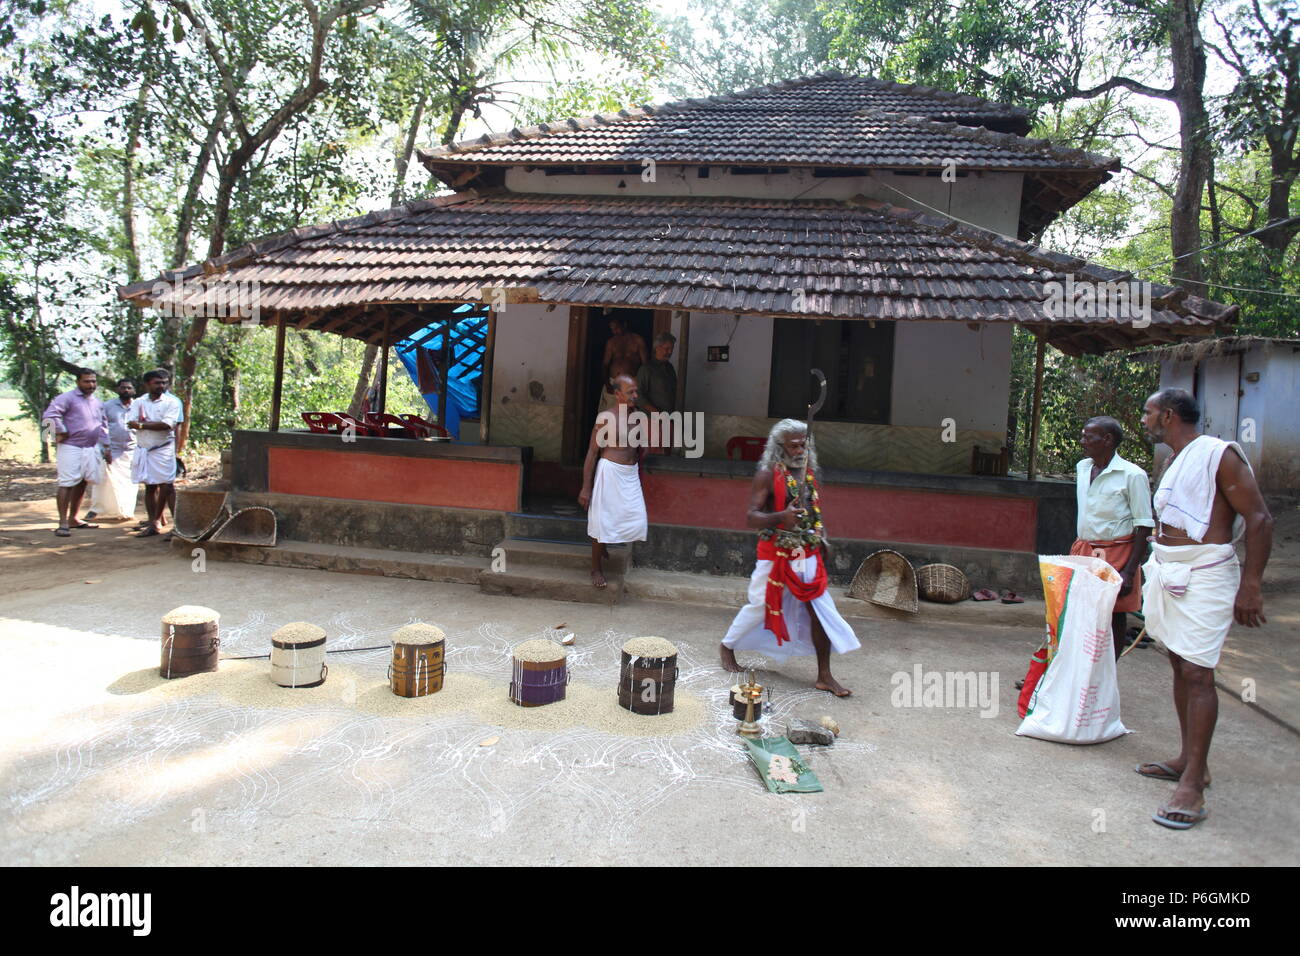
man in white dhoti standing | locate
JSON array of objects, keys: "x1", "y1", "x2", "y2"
[
  {"x1": 129, "y1": 369, "x2": 184, "y2": 539},
  {"x1": 579, "y1": 374, "x2": 647, "y2": 589},
  {"x1": 720, "y1": 419, "x2": 860, "y2": 696},
  {"x1": 87, "y1": 377, "x2": 139, "y2": 521},
  {"x1": 1137, "y1": 388, "x2": 1273, "y2": 830}
]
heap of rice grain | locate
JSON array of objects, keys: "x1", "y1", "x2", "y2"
[
  {"x1": 392, "y1": 623, "x2": 446, "y2": 645},
  {"x1": 162, "y1": 605, "x2": 220, "y2": 626},
  {"x1": 622, "y1": 636, "x2": 677, "y2": 659},
  {"x1": 512, "y1": 639, "x2": 567, "y2": 662},
  {"x1": 272, "y1": 622, "x2": 326, "y2": 644}
]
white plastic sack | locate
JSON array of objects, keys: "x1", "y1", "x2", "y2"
[{"x1": 1016, "y1": 554, "x2": 1131, "y2": 745}]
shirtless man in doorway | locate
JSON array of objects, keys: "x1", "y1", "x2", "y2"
[{"x1": 600, "y1": 318, "x2": 647, "y2": 410}]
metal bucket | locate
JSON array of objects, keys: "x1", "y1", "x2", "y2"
[
  {"x1": 617, "y1": 650, "x2": 678, "y2": 715},
  {"x1": 509, "y1": 657, "x2": 568, "y2": 707},
  {"x1": 270, "y1": 636, "x2": 328, "y2": 688},
  {"x1": 389, "y1": 640, "x2": 445, "y2": 698}
]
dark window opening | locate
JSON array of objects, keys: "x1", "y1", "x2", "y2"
[
  {"x1": 767, "y1": 318, "x2": 894, "y2": 424},
  {"x1": 728, "y1": 166, "x2": 790, "y2": 175}
]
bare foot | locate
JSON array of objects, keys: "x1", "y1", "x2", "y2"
[
  {"x1": 591, "y1": 570, "x2": 607, "y2": 589},
  {"x1": 815, "y1": 675, "x2": 852, "y2": 697},
  {"x1": 719, "y1": 644, "x2": 741, "y2": 673}
]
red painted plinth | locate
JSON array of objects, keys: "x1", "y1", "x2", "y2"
[
  {"x1": 268, "y1": 447, "x2": 520, "y2": 511},
  {"x1": 640, "y1": 471, "x2": 1037, "y2": 552}
]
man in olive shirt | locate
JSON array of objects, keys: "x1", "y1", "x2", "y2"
[
  {"x1": 636, "y1": 332, "x2": 678, "y2": 454},
  {"x1": 1071, "y1": 416, "x2": 1153, "y2": 658}
]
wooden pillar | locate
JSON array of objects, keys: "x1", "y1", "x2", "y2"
[
  {"x1": 1027, "y1": 333, "x2": 1046, "y2": 480},
  {"x1": 377, "y1": 313, "x2": 390, "y2": 416},
  {"x1": 437, "y1": 316, "x2": 450, "y2": 428},
  {"x1": 269, "y1": 318, "x2": 287, "y2": 431},
  {"x1": 480, "y1": 308, "x2": 497, "y2": 444},
  {"x1": 674, "y1": 310, "x2": 690, "y2": 413}
]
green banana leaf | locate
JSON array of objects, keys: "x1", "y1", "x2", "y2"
[{"x1": 744, "y1": 735, "x2": 824, "y2": 793}]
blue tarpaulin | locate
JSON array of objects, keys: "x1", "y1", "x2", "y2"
[{"x1": 394, "y1": 306, "x2": 487, "y2": 439}]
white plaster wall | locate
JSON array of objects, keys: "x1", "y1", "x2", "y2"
[
  {"x1": 889, "y1": 322, "x2": 1012, "y2": 432},
  {"x1": 504, "y1": 167, "x2": 1023, "y2": 237},
  {"x1": 490, "y1": 303, "x2": 569, "y2": 405},
  {"x1": 683, "y1": 312, "x2": 773, "y2": 417},
  {"x1": 488, "y1": 303, "x2": 569, "y2": 458}
]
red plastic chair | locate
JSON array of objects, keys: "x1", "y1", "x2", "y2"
[
  {"x1": 399, "y1": 414, "x2": 450, "y2": 440},
  {"x1": 363, "y1": 412, "x2": 419, "y2": 437},
  {"x1": 333, "y1": 412, "x2": 382, "y2": 437},
  {"x1": 726, "y1": 436, "x2": 766, "y2": 461},
  {"x1": 301, "y1": 412, "x2": 346, "y2": 433}
]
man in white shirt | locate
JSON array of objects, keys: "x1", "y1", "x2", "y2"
[
  {"x1": 1070, "y1": 416, "x2": 1153, "y2": 659},
  {"x1": 128, "y1": 369, "x2": 183, "y2": 538}
]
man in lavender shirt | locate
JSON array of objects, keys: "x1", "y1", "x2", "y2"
[{"x1": 41, "y1": 368, "x2": 109, "y2": 537}]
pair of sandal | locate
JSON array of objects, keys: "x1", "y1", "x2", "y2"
[
  {"x1": 1136, "y1": 762, "x2": 1211, "y2": 830},
  {"x1": 54, "y1": 520, "x2": 100, "y2": 538},
  {"x1": 971, "y1": 588, "x2": 1024, "y2": 604}
]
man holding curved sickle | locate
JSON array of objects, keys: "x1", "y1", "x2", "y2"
[{"x1": 719, "y1": 418, "x2": 860, "y2": 696}]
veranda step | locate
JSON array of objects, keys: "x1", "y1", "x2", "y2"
[
  {"x1": 497, "y1": 537, "x2": 630, "y2": 574},
  {"x1": 478, "y1": 563, "x2": 624, "y2": 605},
  {"x1": 504, "y1": 511, "x2": 590, "y2": 543},
  {"x1": 177, "y1": 537, "x2": 488, "y2": 585}
]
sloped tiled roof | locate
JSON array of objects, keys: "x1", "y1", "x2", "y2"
[
  {"x1": 120, "y1": 190, "x2": 1234, "y2": 356},
  {"x1": 419, "y1": 72, "x2": 1110, "y2": 174}
]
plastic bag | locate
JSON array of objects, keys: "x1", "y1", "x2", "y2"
[{"x1": 1016, "y1": 554, "x2": 1130, "y2": 745}]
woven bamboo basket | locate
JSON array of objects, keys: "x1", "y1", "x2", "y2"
[
  {"x1": 210, "y1": 507, "x2": 277, "y2": 547},
  {"x1": 847, "y1": 549, "x2": 919, "y2": 613},
  {"x1": 915, "y1": 563, "x2": 971, "y2": 603},
  {"x1": 172, "y1": 490, "x2": 229, "y2": 542}
]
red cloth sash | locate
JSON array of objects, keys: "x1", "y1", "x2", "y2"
[{"x1": 756, "y1": 467, "x2": 828, "y2": 644}]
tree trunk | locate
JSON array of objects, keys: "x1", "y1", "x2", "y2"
[
  {"x1": 159, "y1": 99, "x2": 228, "y2": 369},
  {"x1": 348, "y1": 344, "x2": 378, "y2": 418},
  {"x1": 392, "y1": 89, "x2": 428, "y2": 205},
  {"x1": 118, "y1": 79, "x2": 150, "y2": 372},
  {"x1": 1168, "y1": 0, "x2": 1210, "y2": 289}
]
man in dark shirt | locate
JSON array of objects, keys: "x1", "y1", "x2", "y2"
[{"x1": 636, "y1": 332, "x2": 678, "y2": 453}]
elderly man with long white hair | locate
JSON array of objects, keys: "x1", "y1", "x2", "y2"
[{"x1": 720, "y1": 418, "x2": 860, "y2": 696}]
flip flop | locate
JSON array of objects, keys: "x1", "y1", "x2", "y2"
[
  {"x1": 1135, "y1": 762, "x2": 1211, "y2": 788},
  {"x1": 136, "y1": 527, "x2": 161, "y2": 537},
  {"x1": 1000, "y1": 590, "x2": 1025, "y2": 604},
  {"x1": 70, "y1": 521, "x2": 100, "y2": 529},
  {"x1": 54, "y1": 527, "x2": 71, "y2": 537},
  {"x1": 1135, "y1": 761, "x2": 1181, "y2": 782},
  {"x1": 971, "y1": 588, "x2": 998, "y2": 601},
  {"x1": 1152, "y1": 804, "x2": 1209, "y2": 830}
]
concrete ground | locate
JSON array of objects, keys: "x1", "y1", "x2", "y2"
[{"x1": 3, "y1": 531, "x2": 1297, "y2": 865}]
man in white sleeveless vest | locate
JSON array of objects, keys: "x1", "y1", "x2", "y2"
[{"x1": 1137, "y1": 388, "x2": 1273, "y2": 830}]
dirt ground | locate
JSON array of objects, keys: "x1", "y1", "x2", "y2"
[
  {"x1": 1, "y1": 457, "x2": 1296, "y2": 866},
  {"x1": 0, "y1": 455, "x2": 222, "y2": 594}
]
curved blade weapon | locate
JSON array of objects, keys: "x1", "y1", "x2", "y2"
[{"x1": 799, "y1": 368, "x2": 827, "y2": 508}]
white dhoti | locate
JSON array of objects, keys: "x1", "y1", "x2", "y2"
[
  {"x1": 723, "y1": 558, "x2": 861, "y2": 663},
  {"x1": 1142, "y1": 542, "x2": 1240, "y2": 669},
  {"x1": 586, "y1": 457, "x2": 646, "y2": 544},
  {"x1": 55, "y1": 443, "x2": 104, "y2": 487},
  {"x1": 89, "y1": 451, "x2": 138, "y2": 519},
  {"x1": 132, "y1": 441, "x2": 177, "y2": 485}
]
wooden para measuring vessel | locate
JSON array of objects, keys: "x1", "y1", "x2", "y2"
[
  {"x1": 617, "y1": 637, "x2": 679, "y2": 716},
  {"x1": 270, "y1": 622, "x2": 328, "y2": 688},
  {"x1": 509, "y1": 640, "x2": 568, "y2": 707},
  {"x1": 388, "y1": 623, "x2": 446, "y2": 698},
  {"x1": 160, "y1": 605, "x2": 221, "y2": 679}
]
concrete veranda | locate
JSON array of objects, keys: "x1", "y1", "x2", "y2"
[{"x1": 2, "y1": 553, "x2": 1296, "y2": 866}]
